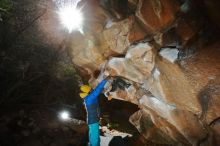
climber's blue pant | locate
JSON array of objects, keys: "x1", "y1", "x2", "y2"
[{"x1": 88, "y1": 122, "x2": 100, "y2": 146}]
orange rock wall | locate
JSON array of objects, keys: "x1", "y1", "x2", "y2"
[{"x1": 69, "y1": 0, "x2": 220, "y2": 145}]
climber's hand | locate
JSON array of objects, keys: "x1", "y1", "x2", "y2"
[{"x1": 105, "y1": 76, "x2": 113, "y2": 83}]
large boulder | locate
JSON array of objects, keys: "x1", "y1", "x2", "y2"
[
  {"x1": 68, "y1": 1, "x2": 220, "y2": 145},
  {"x1": 103, "y1": 18, "x2": 132, "y2": 54},
  {"x1": 104, "y1": 42, "x2": 155, "y2": 83},
  {"x1": 181, "y1": 42, "x2": 220, "y2": 124},
  {"x1": 70, "y1": 33, "x2": 106, "y2": 74},
  {"x1": 139, "y1": 95, "x2": 207, "y2": 145},
  {"x1": 103, "y1": 16, "x2": 145, "y2": 55},
  {"x1": 125, "y1": 42, "x2": 155, "y2": 76},
  {"x1": 104, "y1": 57, "x2": 145, "y2": 83},
  {"x1": 129, "y1": 109, "x2": 179, "y2": 145},
  {"x1": 136, "y1": 0, "x2": 180, "y2": 34}
]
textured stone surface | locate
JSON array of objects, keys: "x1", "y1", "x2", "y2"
[
  {"x1": 175, "y1": 18, "x2": 196, "y2": 43},
  {"x1": 104, "y1": 57, "x2": 145, "y2": 83},
  {"x1": 139, "y1": 95, "x2": 207, "y2": 145},
  {"x1": 70, "y1": 33, "x2": 106, "y2": 73},
  {"x1": 181, "y1": 42, "x2": 220, "y2": 124},
  {"x1": 103, "y1": 17, "x2": 133, "y2": 54},
  {"x1": 212, "y1": 124, "x2": 220, "y2": 145},
  {"x1": 129, "y1": 109, "x2": 178, "y2": 145},
  {"x1": 69, "y1": 0, "x2": 220, "y2": 145},
  {"x1": 126, "y1": 42, "x2": 155, "y2": 76},
  {"x1": 2, "y1": 0, "x2": 220, "y2": 145},
  {"x1": 104, "y1": 42, "x2": 155, "y2": 83},
  {"x1": 136, "y1": 0, "x2": 180, "y2": 34},
  {"x1": 153, "y1": 58, "x2": 202, "y2": 114}
]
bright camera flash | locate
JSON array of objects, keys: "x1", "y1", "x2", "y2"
[
  {"x1": 58, "y1": 5, "x2": 83, "y2": 33},
  {"x1": 59, "y1": 111, "x2": 70, "y2": 121}
]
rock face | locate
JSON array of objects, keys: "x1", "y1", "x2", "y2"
[
  {"x1": 135, "y1": 0, "x2": 180, "y2": 34},
  {"x1": 69, "y1": 0, "x2": 220, "y2": 145}
]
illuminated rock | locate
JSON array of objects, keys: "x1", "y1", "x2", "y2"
[
  {"x1": 103, "y1": 17, "x2": 133, "y2": 54},
  {"x1": 68, "y1": 1, "x2": 220, "y2": 145},
  {"x1": 136, "y1": 0, "x2": 180, "y2": 34},
  {"x1": 104, "y1": 57, "x2": 145, "y2": 83},
  {"x1": 126, "y1": 42, "x2": 155, "y2": 76},
  {"x1": 129, "y1": 109, "x2": 179, "y2": 145},
  {"x1": 70, "y1": 33, "x2": 106, "y2": 74},
  {"x1": 139, "y1": 95, "x2": 207, "y2": 145}
]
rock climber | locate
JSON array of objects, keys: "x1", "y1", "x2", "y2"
[{"x1": 79, "y1": 78, "x2": 111, "y2": 146}]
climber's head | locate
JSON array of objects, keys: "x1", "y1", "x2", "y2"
[{"x1": 79, "y1": 85, "x2": 92, "y2": 98}]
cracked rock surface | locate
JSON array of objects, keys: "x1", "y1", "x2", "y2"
[{"x1": 69, "y1": 0, "x2": 220, "y2": 145}]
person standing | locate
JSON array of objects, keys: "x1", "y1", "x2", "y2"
[{"x1": 79, "y1": 79, "x2": 109, "y2": 146}]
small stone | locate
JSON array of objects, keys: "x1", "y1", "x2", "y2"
[{"x1": 159, "y1": 48, "x2": 179, "y2": 63}]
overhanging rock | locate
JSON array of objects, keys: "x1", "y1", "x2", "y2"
[{"x1": 69, "y1": 1, "x2": 220, "y2": 145}]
